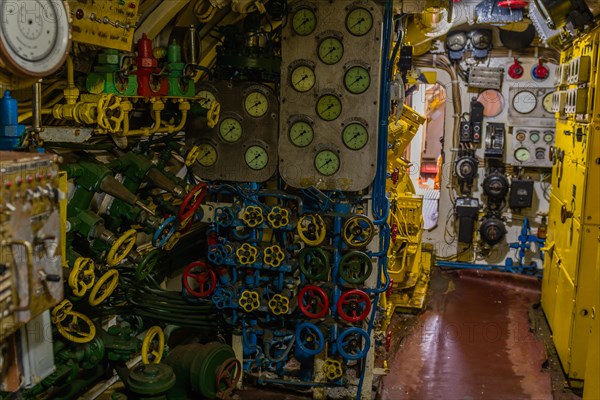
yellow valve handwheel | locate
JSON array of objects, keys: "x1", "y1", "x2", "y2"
[
  {"x1": 51, "y1": 299, "x2": 74, "y2": 324},
  {"x1": 141, "y1": 326, "x2": 165, "y2": 364},
  {"x1": 268, "y1": 294, "x2": 290, "y2": 315},
  {"x1": 236, "y1": 243, "x2": 258, "y2": 265},
  {"x1": 88, "y1": 269, "x2": 120, "y2": 306},
  {"x1": 241, "y1": 206, "x2": 264, "y2": 228},
  {"x1": 185, "y1": 145, "x2": 201, "y2": 166},
  {"x1": 264, "y1": 245, "x2": 285, "y2": 267},
  {"x1": 68, "y1": 257, "x2": 96, "y2": 297},
  {"x1": 107, "y1": 229, "x2": 137, "y2": 266},
  {"x1": 342, "y1": 215, "x2": 375, "y2": 248},
  {"x1": 97, "y1": 94, "x2": 125, "y2": 133},
  {"x1": 164, "y1": 232, "x2": 181, "y2": 251},
  {"x1": 238, "y1": 290, "x2": 260, "y2": 312},
  {"x1": 207, "y1": 101, "x2": 221, "y2": 128},
  {"x1": 267, "y1": 207, "x2": 290, "y2": 229},
  {"x1": 52, "y1": 300, "x2": 96, "y2": 344},
  {"x1": 297, "y1": 214, "x2": 326, "y2": 246},
  {"x1": 323, "y1": 359, "x2": 343, "y2": 380}
]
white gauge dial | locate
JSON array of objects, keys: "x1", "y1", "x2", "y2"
[
  {"x1": 244, "y1": 91, "x2": 269, "y2": 117},
  {"x1": 512, "y1": 91, "x2": 537, "y2": 114},
  {"x1": 197, "y1": 144, "x2": 218, "y2": 167},
  {"x1": 346, "y1": 7, "x2": 373, "y2": 36},
  {"x1": 289, "y1": 120, "x2": 314, "y2": 148},
  {"x1": 542, "y1": 93, "x2": 553, "y2": 113},
  {"x1": 290, "y1": 65, "x2": 315, "y2": 92},
  {"x1": 0, "y1": 0, "x2": 71, "y2": 76},
  {"x1": 197, "y1": 90, "x2": 216, "y2": 109},
  {"x1": 219, "y1": 117, "x2": 243, "y2": 143},
  {"x1": 514, "y1": 147, "x2": 531, "y2": 162},
  {"x1": 245, "y1": 145, "x2": 269, "y2": 170}
]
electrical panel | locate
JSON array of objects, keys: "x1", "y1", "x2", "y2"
[{"x1": 509, "y1": 126, "x2": 555, "y2": 168}]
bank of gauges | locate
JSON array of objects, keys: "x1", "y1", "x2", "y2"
[
  {"x1": 289, "y1": 60, "x2": 371, "y2": 95},
  {"x1": 291, "y1": 4, "x2": 374, "y2": 37},
  {"x1": 445, "y1": 29, "x2": 492, "y2": 61}
]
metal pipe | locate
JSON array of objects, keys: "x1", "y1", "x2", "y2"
[{"x1": 32, "y1": 80, "x2": 42, "y2": 133}]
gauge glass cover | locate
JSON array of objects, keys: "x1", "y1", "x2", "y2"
[
  {"x1": 544, "y1": 132, "x2": 554, "y2": 143},
  {"x1": 530, "y1": 131, "x2": 540, "y2": 143},
  {"x1": 292, "y1": 8, "x2": 317, "y2": 36},
  {"x1": 244, "y1": 91, "x2": 269, "y2": 117},
  {"x1": 344, "y1": 66, "x2": 370, "y2": 94},
  {"x1": 516, "y1": 131, "x2": 526, "y2": 142},
  {"x1": 342, "y1": 123, "x2": 369, "y2": 150},
  {"x1": 316, "y1": 94, "x2": 342, "y2": 121},
  {"x1": 219, "y1": 118, "x2": 243, "y2": 143},
  {"x1": 446, "y1": 32, "x2": 467, "y2": 51},
  {"x1": 289, "y1": 121, "x2": 314, "y2": 148},
  {"x1": 512, "y1": 91, "x2": 537, "y2": 114},
  {"x1": 245, "y1": 145, "x2": 269, "y2": 170},
  {"x1": 346, "y1": 7, "x2": 373, "y2": 36},
  {"x1": 197, "y1": 144, "x2": 218, "y2": 167},
  {"x1": 291, "y1": 65, "x2": 315, "y2": 92},
  {"x1": 471, "y1": 30, "x2": 491, "y2": 49},
  {"x1": 197, "y1": 90, "x2": 216, "y2": 109},
  {"x1": 514, "y1": 147, "x2": 531, "y2": 162},
  {"x1": 315, "y1": 150, "x2": 340, "y2": 176},
  {"x1": 542, "y1": 93, "x2": 553, "y2": 113},
  {"x1": 318, "y1": 37, "x2": 344, "y2": 65}
]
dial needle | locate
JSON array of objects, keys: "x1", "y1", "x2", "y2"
[
  {"x1": 319, "y1": 159, "x2": 332, "y2": 169},
  {"x1": 199, "y1": 151, "x2": 212, "y2": 160},
  {"x1": 251, "y1": 101, "x2": 262, "y2": 109},
  {"x1": 350, "y1": 76, "x2": 363, "y2": 86},
  {"x1": 324, "y1": 46, "x2": 337, "y2": 58},
  {"x1": 294, "y1": 130, "x2": 307, "y2": 140},
  {"x1": 351, "y1": 18, "x2": 365, "y2": 29},
  {"x1": 294, "y1": 74, "x2": 309, "y2": 86}
]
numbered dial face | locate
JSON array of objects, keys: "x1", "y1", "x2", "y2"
[
  {"x1": 346, "y1": 7, "x2": 373, "y2": 36},
  {"x1": 512, "y1": 91, "x2": 537, "y2": 114},
  {"x1": 544, "y1": 132, "x2": 554, "y2": 143},
  {"x1": 342, "y1": 123, "x2": 369, "y2": 150},
  {"x1": 446, "y1": 32, "x2": 467, "y2": 51},
  {"x1": 219, "y1": 118, "x2": 243, "y2": 143},
  {"x1": 471, "y1": 30, "x2": 491, "y2": 49},
  {"x1": 289, "y1": 121, "x2": 314, "y2": 148},
  {"x1": 315, "y1": 150, "x2": 340, "y2": 176},
  {"x1": 291, "y1": 65, "x2": 316, "y2": 92},
  {"x1": 542, "y1": 93, "x2": 553, "y2": 113},
  {"x1": 344, "y1": 66, "x2": 371, "y2": 94},
  {"x1": 245, "y1": 145, "x2": 269, "y2": 170},
  {"x1": 514, "y1": 147, "x2": 531, "y2": 162},
  {"x1": 530, "y1": 131, "x2": 540, "y2": 143},
  {"x1": 197, "y1": 90, "x2": 216, "y2": 109},
  {"x1": 0, "y1": 0, "x2": 70, "y2": 75},
  {"x1": 318, "y1": 37, "x2": 344, "y2": 65},
  {"x1": 316, "y1": 94, "x2": 342, "y2": 121},
  {"x1": 244, "y1": 91, "x2": 269, "y2": 117},
  {"x1": 292, "y1": 7, "x2": 317, "y2": 36},
  {"x1": 196, "y1": 144, "x2": 218, "y2": 167},
  {"x1": 516, "y1": 130, "x2": 526, "y2": 142}
]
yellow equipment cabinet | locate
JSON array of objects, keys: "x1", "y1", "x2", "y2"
[
  {"x1": 542, "y1": 24, "x2": 600, "y2": 387},
  {"x1": 583, "y1": 232, "x2": 599, "y2": 399}
]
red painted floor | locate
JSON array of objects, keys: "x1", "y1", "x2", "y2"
[{"x1": 381, "y1": 269, "x2": 553, "y2": 400}]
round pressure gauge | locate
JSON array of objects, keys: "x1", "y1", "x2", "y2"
[
  {"x1": 536, "y1": 148, "x2": 546, "y2": 160},
  {"x1": 0, "y1": 0, "x2": 71, "y2": 77},
  {"x1": 244, "y1": 91, "x2": 269, "y2": 117},
  {"x1": 346, "y1": 7, "x2": 373, "y2": 36},
  {"x1": 197, "y1": 144, "x2": 218, "y2": 167},
  {"x1": 514, "y1": 147, "x2": 531, "y2": 162},
  {"x1": 197, "y1": 90, "x2": 216, "y2": 109},
  {"x1": 318, "y1": 37, "x2": 344, "y2": 65},
  {"x1": 342, "y1": 123, "x2": 369, "y2": 150},
  {"x1": 344, "y1": 66, "x2": 370, "y2": 94},
  {"x1": 515, "y1": 130, "x2": 526, "y2": 142},
  {"x1": 290, "y1": 64, "x2": 315, "y2": 92},
  {"x1": 316, "y1": 94, "x2": 342, "y2": 121},
  {"x1": 292, "y1": 7, "x2": 317, "y2": 36},
  {"x1": 289, "y1": 120, "x2": 314, "y2": 148},
  {"x1": 445, "y1": 31, "x2": 467, "y2": 51},
  {"x1": 245, "y1": 145, "x2": 269, "y2": 170},
  {"x1": 544, "y1": 131, "x2": 554, "y2": 143},
  {"x1": 542, "y1": 93, "x2": 553, "y2": 113},
  {"x1": 315, "y1": 150, "x2": 340, "y2": 176},
  {"x1": 530, "y1": 131, "x2": 540, "y2": 143},
  {"x1": 512, "y1": 91, "x2": 537, "y2": 114},
  {"x1": 471, "y1": 30, "x2": 491, "y2": 50},
  {"x1": 219, "y1": 117, "x2": 243, "y2": 143}
]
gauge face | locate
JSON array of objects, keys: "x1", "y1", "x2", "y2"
[
  {"x1": 346, "y1": 7, "x2": 373, "y2": 36},
  {"x1": 0, "y1": 0, "x2": 70, "y2": 76},
  {"x1": 245, "y1": 145, "x2": 269, "y2": 170},
  {"x1": 536, "y1": 148, "x2": 546, "y2": 160},
  {"x1": 316, "y1": 94, "x2": 342, "y2": 121},
  {"x1": 544, "y1": 132, "x2": 554, "y2": 143},
  {"x1": 471, "y1": 30, "x2": 491, "y2": 50},
  {"x1": 342, "y1": 123, "x2": 369, "y2": 150},
  {"x1": 219, "y1": 117, "x2": 243, "y2": 143},
  {"x1": 512, "y1": 91, "x2": 537, "y2": 114},
  {"x1": 530, "y1": 131, "x2": 540, "y2": 143},
  {"x1": 292, "y1": 7, "x2": 317, "y2": 36},
  {"x1": 344, "y1": 66, "x2": 370, "y2": 94},
  {"x1": 514, "y1": 147, "x2": 531, "y2": 162},
  {"x1": 318, "y1": 37, "x2": 344, "y2": 65},
  {"x1": 197, "y1": 144, "x2": 218, "y2": 167},
  {"x1": 244, "y1": 91, "x2": 269, "y2": 117},
  {"x1": 197, "y1": 90, "x2": 216, "y2": 108},
  {"x1": 290, "y1": 65, "x2": 315, "y2": 92},
  {"x1": 446, "y1": 32, "x2": 467, "y2": 51},
  {"x1": 315, "y1": 150, "x2": 340, "y2": 176},
  {"x1": 289, "y1": 120, "x2": 314, "y2": 148},
  {"x1": 542, "y1": 93, "x2": 553, "y2": 113},
  {"x1": 516, "y1": 130, "x2": 526, "y2": 142}
]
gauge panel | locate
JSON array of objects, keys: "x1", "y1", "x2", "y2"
[
  {"x1": 508, "y1": 126, "x2": 554, "y2": 168},
  {"x1": 508, "y1": 87, "x2": 556, "y2": 127}
]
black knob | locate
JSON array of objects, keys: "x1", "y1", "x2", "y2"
[{"x1": 45, "y1": 274, "x2": 61, "y2": 282}]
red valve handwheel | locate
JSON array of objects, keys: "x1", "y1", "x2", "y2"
[
  {"x1": 337, "y1": 289, "x2": 371, "y2": 323},
  {"x1": 497, "y1": 0, "x2": 527, "y2": 8},
  {"x1": 216, "y1": 357, "x2": 242, "y2": 399},
  {"x1": 298, "y1": 285, "x2": 329, "y2": 319},
  {"x1": 183, "y1": 261, "x2": 217, "y2": 298},
  {"x1": 177, "y1": 183, "x2": 207, "y2": 223}
]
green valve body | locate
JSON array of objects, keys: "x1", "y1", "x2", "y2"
[{"x1": 86, "y1": 49, "x2": 138, "y2": 96}]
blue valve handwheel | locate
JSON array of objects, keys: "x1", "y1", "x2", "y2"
[
  {"x1": 152, "y1": 216, "x2": 177, "y2": 248},
  {"x1": 295, "y1": 322, "x2": 325, "y2": 356},
  {"x1": 337, "y1": 327, "x2": 370, "y2": 360},
  {"x1": 208, "y1": 244, "x2": 227, "y2": 265}
]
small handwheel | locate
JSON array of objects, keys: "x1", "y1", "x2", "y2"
[
  {"x1": 322, "y1": 359, "x2": 344, "y2": 380},
  {"x1": 339, "y1": 251, "x2": 373, "y2": 284},
  {"x1": 97, "y1": 94, "x2": 125, "y2": 133},
  {"x1": 107, "y1": 229, "x2": 137, "y2": 267},
  {"x1": 216, "y1": 357, "x2": 241, "y2": 399},
  {"x1": 337, "y1": 327, "x2": 370, "y2": 360},
  {"x1": 141, "y1": 326, "x2": 165, "y2": 364},
  {"x1": 342, "y1": 215, "x2": 375, "y2": 248},
  {"x1": 208, "y1": 244, "x2": 228, "y2": 265},
  {"x1": 298, "y1": 247, "x2": 329, "y2": 280},
  {"x1": 295, "y1": 322, "x2": 324, "y2": 356},
  {"x1": 68, "y1": 257, "x2": 96, "y2": 297},
  {"x1": 89, "y1": 269, "x2": 120, "y2": 306},
  {"x1": 135, "y1": 250, "x2": 159, "y2": 281},
  {"x1": 267, "y1": 206, "x2": 290, "y2": 229},
  {"x1": 236, "y1": 243, "x2": 258, "y2": 265},
  {"x1": 241, "y1": 206, "x2": 264, "y2": 228},
  {"x1": 238, "y1": 290, "x2": 261, "y2": 312},
  {"x1": 185, "y1": 145, "x2": 201, "y2": 166},
  {"x1": 336, "y1": 289, "x2": 371, "y2": 323},
  {"x1": 177, "y1": 183, "x2": 207, "y2": 223},
  {"x1": 152, "y1": 216, "x2": 177, "y2": 248},
  {"x1": 297, "y1": 214, "x2": 326, "y2": 246},
  {"x1": 298, "y1": 285, "x2": 329, "y2": 319},
  {"x1": 207, "y1": 101, "x2": 221, "y2": 129},
  {"x1": 263, "y1": 245, "x2": 285, "y2": 267},
  {"x1": 183, "y1": 261, "x2": 217, "y2": 298},
  {"x1": 212, "y1": 286, "x2": 235, "y2": 309},
  {"x1": 215, "y1": 207, "x2": 235, "y2": 227},
  {"x1": 52, "y1": 300, "x2": 96, "y2": 344},
  {"x1": 268, "y1": 294, "x2": 290, "y2": 315}
]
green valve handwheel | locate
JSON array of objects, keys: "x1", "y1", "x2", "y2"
[
  {"x1": 298, "y1": 247, "x2": 330, "y2": 281},
  {"x1": 339, "y1": 251, "x2": 372, "y2": 284}
]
